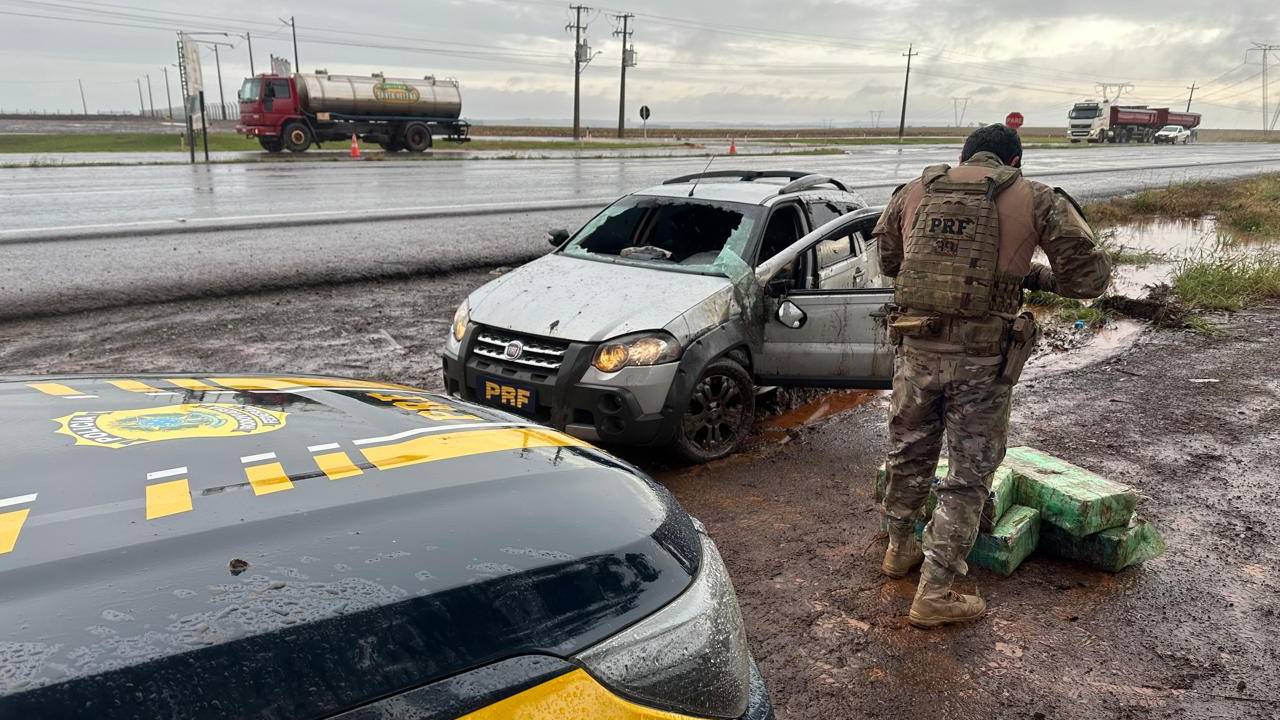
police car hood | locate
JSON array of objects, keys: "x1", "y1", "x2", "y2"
[{"x1": 0, "y1": 375, "x2": 699, "y2": 719}]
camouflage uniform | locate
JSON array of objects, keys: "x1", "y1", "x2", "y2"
[{"x1": 873, "y1": 151, "x2": 1111, "y2": 589}]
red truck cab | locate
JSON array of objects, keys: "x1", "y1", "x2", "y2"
[{"x1": 236, "y1": 75, "x2": 303, "y2": 153}]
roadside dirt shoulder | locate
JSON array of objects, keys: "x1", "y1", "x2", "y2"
[{"x1": 657, "y1": 305, "x2": 1280, "y2": 720}]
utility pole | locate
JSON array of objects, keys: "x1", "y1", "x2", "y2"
[
  {"x1": 146, "y1": 73, "x2": 156, "y2": 118},
  {"x1": 244, "y1": 32, "x2": 255, "y2": 75},
  {"x1": 136, "y1": 79, "x2": 146, "y2": 117},
  {"x1": 213, "y1": 44, "x2": 225, "y2": 121},
  {"x1": 951, "y1": 96, "x2": 971, "y2": 127},
  {"x1": 897, "y1": 44, "x2": 918, "y2": 141},
  {"x1": 77, "y1": 78, "x2": 87, "y2": 114},
  {"x1": 612, "y1": 12, "x2": 634, "y2": 140},
  {"x1": 162, "y1": 65, "x2": 173, "y2": 119},
  {"x1": 1184, "y1": 81, "x2": 1197, "y2": 112},
  {"x1": 290, "y1": 17, "x2": 299, "y2": 72},
  {"x1": 567, "y1": 5, "x2": 590, "y2": 141}
]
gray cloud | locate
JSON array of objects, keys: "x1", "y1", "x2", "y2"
[{"x1": 0, "y1": 0, "x2": 1274, "y2": 128}]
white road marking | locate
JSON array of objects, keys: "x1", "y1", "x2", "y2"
[
  {"x1": 0, "y1": 493, "x2": 37, "y2": 510},
  {"x1": 146, "y1": 466, "x2": 188, "y2": 480},
  {"x1": 240, "y1": 452, "x2": 277, "y2": 464},
  {"x1": 352, "y1": 422, "x2": 541, "y2": 447},
  {"x1": 307, "y1": 443, "x2": 340, "y2": 452}
]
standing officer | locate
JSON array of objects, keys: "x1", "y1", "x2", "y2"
[{"x1": 871, "y1": 124, "x2": 1111, "y2": 628}]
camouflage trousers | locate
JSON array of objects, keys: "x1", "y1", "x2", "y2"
[{"x1": 883, "y1": 345, "x2": 1012, "y2": 588}]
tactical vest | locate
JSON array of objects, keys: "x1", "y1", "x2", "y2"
[{"x1": 894, "y1": 164, "x2": 1024, "y2": 318}]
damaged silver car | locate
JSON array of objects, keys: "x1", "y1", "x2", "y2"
[{"x1": 441, "y1": 169, "x2": 893, "y2": 462}]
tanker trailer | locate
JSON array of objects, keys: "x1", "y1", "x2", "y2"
[{"x1": 237, "y1": 71, "x2": 470, "y2": 153}]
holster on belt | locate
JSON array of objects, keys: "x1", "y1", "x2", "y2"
[{"x1": 997, "y1": 312, "x2": 1041, "y2": 386}]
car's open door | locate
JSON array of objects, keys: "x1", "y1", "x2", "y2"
[{"x1": 753, "y1": 209, "x2": 894, "y2": 388}]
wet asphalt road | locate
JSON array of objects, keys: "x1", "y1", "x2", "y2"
[{"x1": 3, "y1": 143, "x2": 1280, "y2": 320}]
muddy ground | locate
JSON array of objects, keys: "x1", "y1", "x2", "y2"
[{"x1": 1, "y1": 276, "x2": 1277, "y2": 719}]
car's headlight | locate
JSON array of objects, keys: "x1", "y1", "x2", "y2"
[
  {"x1": 576, "y1": 532, "x2": 751, "y2": 719},
  {"x1": 592, "y1": 332, "x2": 681, "y2": 373},
  {"x1": 451, "y1": 301, "x2": 470, "y2": 342}
]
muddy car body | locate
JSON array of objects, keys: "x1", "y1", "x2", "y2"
[
  {"x1": 0, "y1": 374, "x2": 772, "y2": 719},
  {"x1": 442, "y1": 170, "x2": 894, "y2": 461}
]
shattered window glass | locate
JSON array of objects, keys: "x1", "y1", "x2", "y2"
[{"x1": 562, "y1": 197, "x2": 763, "y2": 277}]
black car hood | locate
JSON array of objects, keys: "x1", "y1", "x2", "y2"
[{"x1": 0, "y1": 375, "x2": 699, "y2": 719}]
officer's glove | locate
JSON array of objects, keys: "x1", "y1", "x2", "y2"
[{"x1": 1023, "y1": 263, "x2": 1057, "y2": 293}]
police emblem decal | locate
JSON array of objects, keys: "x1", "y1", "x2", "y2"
[{"x1": 54, "y1": 403, "x2": 288, "y2": 449}]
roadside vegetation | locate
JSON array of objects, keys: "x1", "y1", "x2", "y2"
[
  {"x1": 1086, "y1": 173, "x2": 1280, "y2": 236},
  {"x1": 0, "y1": 132, "x2": 697, "y2": 154}
]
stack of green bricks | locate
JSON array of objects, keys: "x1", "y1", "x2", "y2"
[{"x1": 874, "y1": 446, "x2": 1165, "y2": 576}]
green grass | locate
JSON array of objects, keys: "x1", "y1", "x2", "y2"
[
  {"x1": 0, "y1": 132, "x2": 260, "y2": 153},
  {"x1": 0, "y1": 132, "x2": 694, "y2": 154},
  {"x1": 1171, "y1": 252, "x2": 1280, "y2": 311},
  {"x1": 1023, "y1": 291, "x2": 1110, "y2": 327},
  {"x1": 1085, "y1": 174, "x2": 1280, "y2": 237}
]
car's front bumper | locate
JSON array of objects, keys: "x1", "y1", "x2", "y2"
[{"x1": 441, "y1": 327, "x2": 682, "y2": 447}]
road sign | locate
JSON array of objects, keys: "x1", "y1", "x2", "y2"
[
  {"x1": 639, "y1": 105, "x2": 650, "y2": 121},
  {"x1": 1005, "y1": 111, "x2": 1025, "y2": 130},
  {"x1": 179, "y1": 34, "x2": 203, "y2": 96}
]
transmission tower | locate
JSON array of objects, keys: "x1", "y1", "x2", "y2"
[
  {"x1": 951, "y1": 96, "x2": 971, "y2": 127},
  {"x1": 1094, "y1": 82, "x2": 1134, "y2": 103}
]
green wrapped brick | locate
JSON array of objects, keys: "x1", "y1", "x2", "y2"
[
  {"x1": 970, "y1": 505, "x2": 1040, "y2": 576},
  {"x1": 1004, "y1": 446, "x2": 1137, "y2": 537},
  {"x1": 914, "y1": 505, "x2": 1041, "y2": 576},
  {"x1": 874, "y1": 461, "x2": 1016, "y2": 532},
  {"x1": 1039, "y1": 514, "x2": 1166, "y2": 572}
]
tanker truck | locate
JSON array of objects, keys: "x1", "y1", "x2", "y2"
[
  {"x1": 1067, "y1": 100, "x2": 1201, "y2": 144},
  {"x1": 236, "y1": 71, "x2": 470, "y2": 153}
]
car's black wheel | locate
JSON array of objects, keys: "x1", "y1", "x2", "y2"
[
  {"x1": 282, "y1": 122, "x2": 312, "y2": 153},
  {"x1": 402, "y1": 123, "x2": 433, "y2": 152},
  {"x1": 673, "y1": 358, "x2": 755, "y2": 464},
  {"x1": 377, "y1": 139, "x2": 403, "y2": 152},
  {"x1": 258, "y1": 137, "x2": 283, "y2": 153}
]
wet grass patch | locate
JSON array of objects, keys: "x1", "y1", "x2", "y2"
[
  {"x1": 1085, "y1": 174, "x2": 1280, "y2": 237},
  {"x1": 1171, "y1": 252, "x2": 1280, "y2": 311}
]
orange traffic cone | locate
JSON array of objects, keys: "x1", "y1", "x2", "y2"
[
  {"x1": 728, "y1": 138, "x2": 737, "y2": 155},
  {"x1": 349, "y1": 134, "x2": 361, "y2": 159}
]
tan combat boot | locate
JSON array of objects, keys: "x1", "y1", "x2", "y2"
[
  {"x1": 881, "y1": 532, "x2": 925, "y2": 578},
  {"x1": 908, "y1": 582, "x2": 987, "y2": 629}
]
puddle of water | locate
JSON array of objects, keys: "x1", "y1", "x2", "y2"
[
  {"x1": 1028, "y1": 319, "x2": 1146, "y2": 377},
  {"x1": 1095, "y1": 217, "x2": 1280, "y2": 297},
  {"x1": 759, "y1": 390, "x2": 882, "y2": 442}
]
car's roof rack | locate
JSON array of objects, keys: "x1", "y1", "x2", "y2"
[{"x1": 661, "y1": 169, "x2": 848, "y2": 193}]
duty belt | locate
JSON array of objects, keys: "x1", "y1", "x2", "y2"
[{"x1": 893, "y1": 313, "x2": 1011, "y2": 356}]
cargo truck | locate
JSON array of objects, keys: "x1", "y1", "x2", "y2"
[
  {"x1": 236, "y1": 71, "x2": 470, "y2": 153},
  {"x1": 1067, "y1": 100, "x2": 1200, "y2": 144}
]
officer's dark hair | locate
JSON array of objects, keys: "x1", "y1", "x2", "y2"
[{"x1": 960, "y1": 124, "x2": 1023, "y2": 165}]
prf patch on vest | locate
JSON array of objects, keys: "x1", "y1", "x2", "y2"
[
  {"x1": 894, "y1": 164, "x2": 1020, "y2": 318},
  {"x1": 927, "y1": 217, "x2": 977, "y2": 256}
]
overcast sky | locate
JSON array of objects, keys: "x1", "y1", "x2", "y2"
[{"x1": 0, "y1": 0, "x2": 1276, "y2": 129}]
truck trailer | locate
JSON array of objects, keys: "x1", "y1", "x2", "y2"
[
  {"x1": 1067, "y1": 100, "x2": 1201, "y2": 144},
  {"x1": 236, "y1": 71, "x2": 470, "y2": 153}
]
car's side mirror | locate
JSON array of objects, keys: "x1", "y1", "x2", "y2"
[
  {"x1": 547, "y1": 228, "x2": 570, "y2": 248},
  {"x1": 776, "y1": 300, "x2": 807, "y2": 329}
]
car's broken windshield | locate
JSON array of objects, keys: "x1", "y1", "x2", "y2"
[{"x1": 561, "y1": 196, "x2": 763, "y2": 276}]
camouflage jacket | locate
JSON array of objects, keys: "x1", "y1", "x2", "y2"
[{"x1": 873, "y1": 151, "x2": 1112, "y2": 300}]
